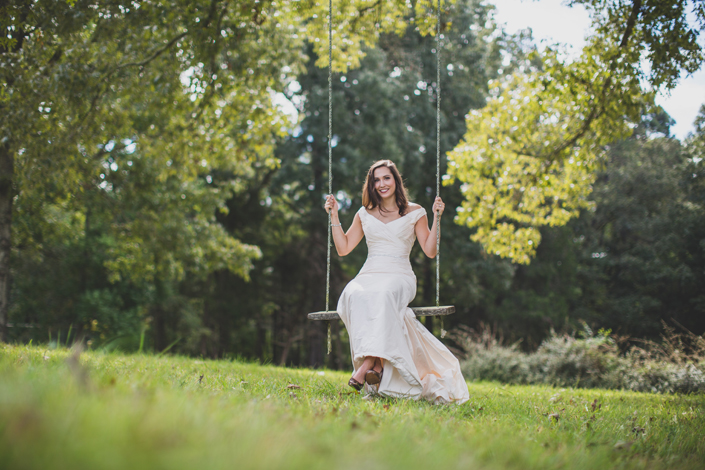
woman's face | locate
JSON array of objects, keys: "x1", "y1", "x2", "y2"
[{"x1": 373, "y1": 166, "x2": 396, "y2": 201}]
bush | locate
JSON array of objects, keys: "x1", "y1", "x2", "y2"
[{"x1": 455, "y1": 323, "x2": 705, "y2": 394}]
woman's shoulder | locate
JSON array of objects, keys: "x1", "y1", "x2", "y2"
[
  {"x1": 404, "y1": 202, "x2": 426, "y2": 215},
  {"x1": 355, "y1": 206, "x2": 368, "y2": 220}
]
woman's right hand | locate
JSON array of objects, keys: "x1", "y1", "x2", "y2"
[{"x1": 324, "y1": 194, "x2": 339, "y2": 216}]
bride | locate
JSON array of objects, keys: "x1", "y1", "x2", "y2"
[{"x1": 324, "y1": 159, "x2": 469, "y2": 404}]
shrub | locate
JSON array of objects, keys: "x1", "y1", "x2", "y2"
[{"x1": 454, "y1": 323, "x2": 705, "y2": 394}]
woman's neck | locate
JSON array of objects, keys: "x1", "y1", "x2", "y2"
[{"x1": 379, "y1": 198, "x2": 397, "y2": 214}]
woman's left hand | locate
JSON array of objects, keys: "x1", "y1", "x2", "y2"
[{"x1": 433, "y1": 196, "x2": 445, "y2": 216}]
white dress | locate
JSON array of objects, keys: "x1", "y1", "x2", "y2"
[{"x1": 337, "y1": 206, "x2": 470, "y2": 404}]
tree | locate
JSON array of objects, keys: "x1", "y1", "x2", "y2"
[
  {"x1": 475, "y1": 107, "x2": 705, "y2": 344},
  {"x1": 232, "y1": 0, "x2": 508, "y2": 365},
  {"x1": 447, "y1": 0, "x2": 705, "y2": 264},
  {"x1": 0, "y1": 0, "x2": 466, "y2": 346},
  {"x1": 1, "y1": 0, "x2": 305, "y2": 344},
  {"x1": 0, "y1": 0, "x2": 457, "y2": 342}
]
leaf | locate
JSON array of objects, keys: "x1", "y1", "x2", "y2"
[{"x1": 447, "y1": 0, "x2": 703, "y2": 264}]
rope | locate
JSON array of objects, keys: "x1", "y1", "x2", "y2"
[
  {"x1": 325, "y1": 0, "x2": 333, "y2": 354},
  {"x1": 323, "y1": 1, "x2": 445, "y2": 351},
  {"x1": 436, "y1": 0, "x2": 446, "y2": 338}
]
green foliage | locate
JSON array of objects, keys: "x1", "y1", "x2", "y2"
[
  {"x1": 447, "y1": 0, "x2": 704, "y2": 263},
  {"x1": 4, "y1": 0, "x2": 299, "y2": 279},
  {"x1": 4, "y1": 0, "x2": 705, "y2": 367},
  {"x1": 302, "y1": 0, "x2": 463, "y2": 72},
  {"x1": 229, "y1": 0, "x2": 503, "y2": 366},
  {"x1": 2, "y1": 344, "x2": 705, "y2": 469},
  {"x1": 457, "y1": 324, "x2": 705, "y2": 394},
  {"x1": 467, "y1": 109, "x2": 705, "y2": 344},
  {"x1": 3, "y1": 0, "x2": 449, "y2": 352}
]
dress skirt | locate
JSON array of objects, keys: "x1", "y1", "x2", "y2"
[{"x1": 337, "y1": 254, "x2": 469, "y2": 404}]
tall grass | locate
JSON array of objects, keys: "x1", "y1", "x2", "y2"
[{"x1": 1, "y1": 343, "x2": 704, "y2": 470}]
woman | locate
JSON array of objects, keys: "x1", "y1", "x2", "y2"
[{"x1": 324, "y1": 160, "x2": 469, "y2": 404}]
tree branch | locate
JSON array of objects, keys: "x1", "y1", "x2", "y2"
[
  {"x1": 620, "y1": 0, "x2": 642, "y2": 49},
  {"x1": 533, "y1": 0, "x2": 643, "y2": 164},
  {"x1": 112, "y1": 31, "x2": 188, "y2": 72},
  {"x1": 351, "y1": 0, "x2": 383, "y2": 30},
  {"x1": 75, "y1": 30, "x2": 190, "y2": 130},
  {"x1": 201, "y1": 0, "x2": 221, "y2": 29},
  {"x1": 358, "y1": 0, "x2": 383, "y2": 16}
]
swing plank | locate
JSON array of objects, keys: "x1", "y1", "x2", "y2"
[{"x1": 308, "y1": 306, "x2": 454, "y2": 321}]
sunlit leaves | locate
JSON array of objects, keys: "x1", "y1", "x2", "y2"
[
  {"x1": 448, "y1": 71, "x2": 602, "y2": 264},
  {"x1": 447, "y1": 46, "x2": 645, "y2": 263},
  {"x1": 301, "y1": 0, "x2": 456, "y2": 72},
  {"x1": 448, "y1": 0, "x2": 704, "y2": 264},
  {"x1": 3, "y1": 0, "x2": 324, "y2": 286}
]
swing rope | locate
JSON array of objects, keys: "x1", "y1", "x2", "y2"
[
  {"x1": 324, "y1": 0, "x2": 445, "y2": 353},
  {"x1": 435, "y1": 0, "x2": 446, "y2": 338},
  {"x1": 326, "y1": 0, "x2": 333, "y2": 354}
]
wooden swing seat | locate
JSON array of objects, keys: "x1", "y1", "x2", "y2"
[{"x1": 308, "y1": 305, "x2": 454, "y2": 321}]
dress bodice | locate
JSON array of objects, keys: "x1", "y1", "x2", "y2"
[{"x1": 357, "y1": 206, "x2": 428, "y2": 259}]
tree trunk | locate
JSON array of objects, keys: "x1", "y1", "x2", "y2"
[
  {"x1": 255, "y1": 318, "x2": 265, "y2": 361},
  {"x1": 214, "y1": 272, "x2": 230, "y2": 358},
  {"x1": 0, "y1": 142, "x2": 13, "y2": 343},
  {"x1": 308, "y1": 319, "x2": 325, "y2": 367},
  {"x1": 200, "y1": 295, "x2": 210, "y2": 358},
  {"x1": 279, "y1": 334, "x2": 293, "y2": 366},
  {"x1": 272, "y1": 309, "x2": 282, "y2": 363},
  {"x1": 153, "y1": 277, "x2": 167, "y2": 351},
  {"x1": 81, "y1": 199, "x2": 92, "y2": 293}
]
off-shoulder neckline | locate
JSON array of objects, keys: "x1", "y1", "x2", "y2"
[{"x1": 361, "y1": 205, "x2": 425, "y2": 226}]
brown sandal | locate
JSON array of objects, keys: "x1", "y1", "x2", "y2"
[
  {"x1": 348, "y1": 377, "x2": 364, "y2": 391},
  {"x1": 365, "y1": 369, "x2": 382, "y2": 386}
]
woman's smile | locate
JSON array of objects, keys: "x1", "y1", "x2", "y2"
[{"x1": 373, "y1": 167, "x2": 396, "y2": 199}]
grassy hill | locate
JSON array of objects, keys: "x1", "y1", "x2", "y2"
[{"x1": 1, "y1": 344, "x2": 703, "y2": 469}]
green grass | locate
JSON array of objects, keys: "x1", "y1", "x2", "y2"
[{"x1": 1, "y1": 344, "x2": 704, "y2": 470}]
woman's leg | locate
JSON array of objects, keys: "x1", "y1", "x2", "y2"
[
  {"x1": 352, "y1": 356, "x2": 377, "y2": 384},
  {"x1": 364, "y1": 357, "x2": 384, "y2": 385}
]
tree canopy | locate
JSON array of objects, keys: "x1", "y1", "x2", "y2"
[
  {"x1": 0, "y1": 0, "x2": 456, "y2": 342},
  {"x1": 2, "y1": 0, "x2": 704, "y2": 364},
  {"x1": 447, "y1": 0, "x2": 705, "y2": 263}
]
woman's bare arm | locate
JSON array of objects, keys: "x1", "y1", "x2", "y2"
[
  {"x1": 415, "y1": 197, "x2": 445, "y2": 258},
  {"x1": 325, "y1": 195, "x2": 364, "y2": 256}
]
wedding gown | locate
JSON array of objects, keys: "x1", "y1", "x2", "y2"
[{"x1": 337, "y1": 206, "x2": 470, "y2": 404}]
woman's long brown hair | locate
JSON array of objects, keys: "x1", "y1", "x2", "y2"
[{"x1": 362, "y1": 160, "x2": 409, "y2": 216}]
